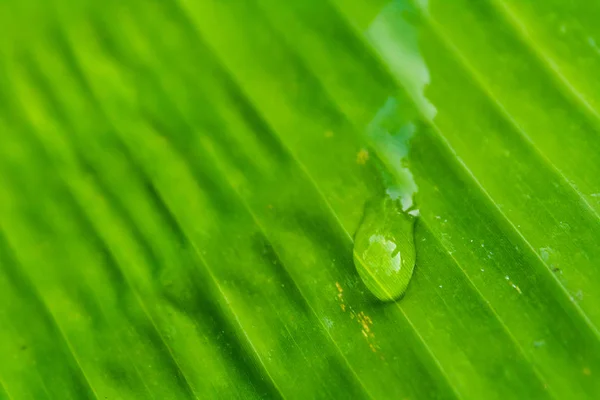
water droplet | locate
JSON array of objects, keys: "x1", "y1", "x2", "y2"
[
  {"x1": 540, "y1": 247, "x2": 553, "y2": 262},
  {"x1": 358, "y1": 0, "x2": 427, "y2": 302},
  {"x1": 353, "y1": 196, "x2": 417, "y2": 301}
]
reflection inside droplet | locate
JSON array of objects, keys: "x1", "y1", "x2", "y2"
[{"x1": 353, "y1": 196, "x2": 416, "y2": 301}]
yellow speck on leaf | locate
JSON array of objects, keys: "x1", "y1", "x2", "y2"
[
  {"x1": 335, "y1": 282, "x2": 347, "y2": 312},
  {"x1": 325, "y1": 130, "x2": 334, "y2": 138},
  {"x1": 357, "y1": 311, "x2": 375, "y2": 339},
  {"x1": 583, "y1": 367, "x2": 592, "y2": 376},
  {"x1": 356, "y1": 148, "x2": 369, "y2": 165},
  {"x1": 369, "y1": 344, "x2": 377, "y2": 353}
]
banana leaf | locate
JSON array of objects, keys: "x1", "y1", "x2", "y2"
[{"x1": 0, "y1": 0, "x2": 599, "y2": 398}]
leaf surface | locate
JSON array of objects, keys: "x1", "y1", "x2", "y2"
[{"x1": 0, "y1": 0, "x2": 599, "y2": 399}]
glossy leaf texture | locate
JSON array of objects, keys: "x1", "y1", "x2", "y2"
[{"x1": 0, "y1": 0, "x2": 599, "y2": 399}]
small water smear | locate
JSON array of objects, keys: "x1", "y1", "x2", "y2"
[
  {"x1": 366, "y1": 0, "x2": 436, "y2": 121},
  {"x1": 366, "y1": 96, "x2": 418, "y2": 208},
  {"x1": 588, "y1": 37, "x2": 600, "y2": 56},
  {"x1": 354, "y1": 196, "x2": 417, "y2": 301}
]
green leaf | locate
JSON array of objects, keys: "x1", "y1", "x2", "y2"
[{"x1": 0, "y1": 0, "x2": 599, "y2": 399}]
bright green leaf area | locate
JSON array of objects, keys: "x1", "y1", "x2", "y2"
[{"x1": 1, "y1": 0, "x2": 599, "y2": 399}]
